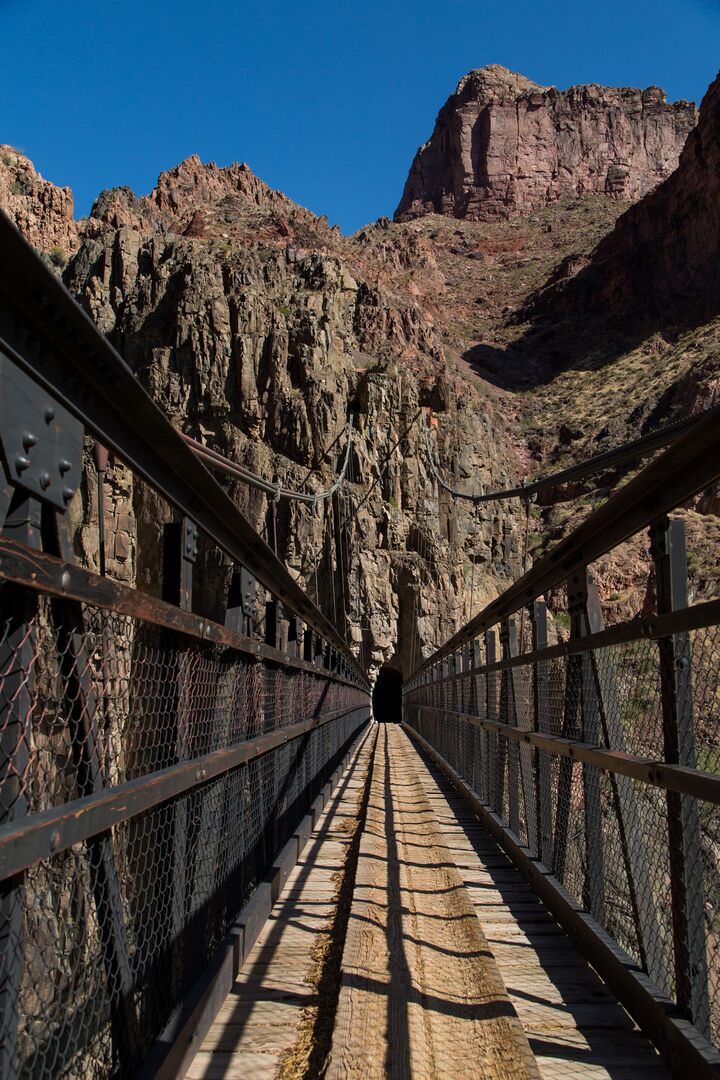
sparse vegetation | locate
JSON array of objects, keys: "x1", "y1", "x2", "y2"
[
  {"x1": 10, "y1": 175, "x2": 34, "y2": 196},
  {"x1": 48, "y1": 246, "x2": 67, "y2": 268}
]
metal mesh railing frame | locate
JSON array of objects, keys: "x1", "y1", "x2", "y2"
[
  {"x1": 404, "y1": 608, "x2": 720, "y2": 1048},
  {"x1": 0, "y1": 584, "x2": 370, "y2": 1078}
]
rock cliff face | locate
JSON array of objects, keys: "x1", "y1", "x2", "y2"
[
  {"x1": 395, "y1": 65, "x2": 696, "y2": 222},
  {"x1": 61, "y1": 159, "x2": 526, "y2": 676},
  {"x1": 0, "y1": 145, "x2": 78, "y2": 257},
  {"x1": 526, "y1": 71, "x2": 720, "y2": 335},
  {"x1": 3, "y1": 64, "x2": 719, "y2": 671}
]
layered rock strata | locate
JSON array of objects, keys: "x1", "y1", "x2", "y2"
[
  {"x1": 526, "y1": 71, "x2": 720, "y2": 334},
  {"x1": 395, "y1": 64, "x2": 696, "y2": 222},
  {"x1": 0, "y1": 145, "x2": 78, "y2": 257},
  {"x1": 61, "y1": 160, "x2": 526, "y2": 676}
]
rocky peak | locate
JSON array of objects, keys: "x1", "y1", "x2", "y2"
[
  {"x1": 455, "y1": 64, "x2": 546, "y2": 100},
  {"x1": 395, "y1": 66, "x2": 697, "y2": 222},
  {"x1": 0, "y1": 144, "x2": 78, "y2": 259},
  {"x1": 136, "y1": 155, "x2": 339, "y2": 249}
]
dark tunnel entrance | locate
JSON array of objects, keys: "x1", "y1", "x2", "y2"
[{"x1": 372, "y1": 666, "x2": 403, "y2": 723}]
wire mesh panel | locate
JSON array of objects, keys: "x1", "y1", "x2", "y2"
[
  {"x1": 404, "y1": 602, "x2": 720, "y2": 1057},
  {"x1": 0, "y1": 587, "x2": 370, "y2": 1078}
]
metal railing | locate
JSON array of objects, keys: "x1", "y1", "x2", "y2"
[
  {"x1": 0, "y1": 213, "x2": 371, "y2": 1078},
  {"x1": 404, "y1": 404, "x2": 720, "y2": 1078}
]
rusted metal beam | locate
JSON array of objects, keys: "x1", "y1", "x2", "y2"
[
  {"x1": 0, "y1": 213, "x2": 364, "y2": 678},
  {"x1": 403, "y1": 722, "x2": 720, "y2": 1080},
  {"x1": 0, "y1": 703, "x2": 369, "y2": 881},
  {"x1": 0, "y1": 536, "x2": 365, "y2": 689},
  {"x1": 652, "y1": 517, "x2": 710, "y2": 1033},
  {"x1": 403, "y1": 703, "x2": 720, "y2": 805}
]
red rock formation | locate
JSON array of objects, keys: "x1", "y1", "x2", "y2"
[
  {"x1": 527, "y1": 71, "x2": 720, "y2": 333},
  {"x1": 395, "y1": 65, "x2": 697, "y2": 222},
  {"x1": 142, "y1": 155, "x2": 339, "y2": 248},
  {"x1": 0, "y1": 145, "x2": 78, "y2": 257}
]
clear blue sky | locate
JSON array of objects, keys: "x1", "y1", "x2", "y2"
[{"x1": 1, "y1": 0, "x2": 718, "y2": 233}]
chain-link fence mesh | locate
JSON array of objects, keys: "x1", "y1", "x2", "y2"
[
  {"x1": 405, "y1": 615, "x2": 720, "y2": 1048},
  {"x1": 0, "y1": 587, "x2": 369, "y2": 1078}
]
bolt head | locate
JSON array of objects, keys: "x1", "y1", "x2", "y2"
[
  {"x1": 39, "y1": 471, "x2": 52, "y2": 490},
  {"x1": 15, "y1": 455, "x2": 31, "y2": 472},
  {"x1": 22, "y1": 432, "x2": 37, "y2": 451},
  {"x1": 62, "y1": 487, "x2": 75, "y2": 504},
  {"x1": 58, "y1": 459, "x2": 72, "y2": 475},
  {"x1": 44, "y1": 406, "x2": 55, "y2": 424}
]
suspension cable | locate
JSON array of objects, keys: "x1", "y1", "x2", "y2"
[
  {"x1": 182, "y1": 424, "x2": 354, "y2": 504},
  {"x1": 421, "y1": 405, "x2": 709, "y2": 505}
]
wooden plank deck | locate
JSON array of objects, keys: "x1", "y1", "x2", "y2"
[
  {"x1": 407, "y1": 728, "x2": 671, "y2": 1080},
  {"x1": 185, "y1": 722, "x2": 671, "y2": 1079},
  {"x1": 326, "y1": 723, "x2": 539, "y2": 1079},
  {"x1": 184, "y1": 727, "x2": 376, "y2": 1079}
]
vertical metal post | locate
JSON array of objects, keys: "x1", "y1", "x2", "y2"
[
  {"x1": 470, "y1": 639, "x2": 483, "y2": 797},
  {"x1": 532, "y1": 601, "x2": 553, "y2": 866},
  {"x1": 485, "y1": 630, "x2": 499, "y2": 814},
  {"x1": 162, "y1": 518, "x2": 198, "y2": 610},
  {"x1": 568, "y1": 573, "x2": 605, "y2": 924},
  {"x1": 500, "y1": 620, "x2": 520, "y2": 834},
  {"x1": 651, "y1": 517, "x2": 709, "y2": 1032},
  {"x1": 448, "y1": 652, "x2": 458, "y2": 772},
  {"x1": 265, "y1": 600, "x2": 278, "y2": 649},
  {"x1": 226, "y1": 566, "x2": 256, "y2": 637},
  {"x1": 500, "y1": 618, "x2": 536, "y2": 847},
  {"x1": 553, "y1": 582, "x2": 584, "y2": 884},
  {"x1": 287, "y1": 615, "x2": 300, "y2": 658}
]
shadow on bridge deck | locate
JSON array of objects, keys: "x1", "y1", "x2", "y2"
[
  {"x1": 409, "y1": 737, "x2": 671, "y2": 1079},
  {"x1": 185, "y1": 724, "x2": 670, "y2": 1079}
]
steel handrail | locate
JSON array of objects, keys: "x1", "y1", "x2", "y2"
[
  {"x1": 410, "y1": 396, "x2": 720, "y2": 682},
  {"x1": 0, "y1": 211, "x2": 366, "y2": 684}
]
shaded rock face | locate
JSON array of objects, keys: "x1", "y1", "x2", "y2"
[
  {"x1": 395, "y1": 65, "x2": 696, "y2": 223},
  {"x1": 3, "y1": 65, "x2": 717, "y2": 671},
  {"x1": 0, "y1": 145, "x2": 78, "y2": 257},
  {"x1": 61, "y1": 165, "x2": 526, "y2": 677},
  {"x1": 526, "y1": 71, "x2": 720, "y2": 336}
]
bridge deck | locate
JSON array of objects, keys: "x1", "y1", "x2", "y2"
[{"x1": 186, "y1": 723, "x2": 670, "y2": 1079}]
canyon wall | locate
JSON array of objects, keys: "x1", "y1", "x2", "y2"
[
  {"x1": 526, "y1": 71, "x2": 720, "y2": 335},
  {"x1": 4, "y1": 64, "x2": 718, "y2": 673},
  {"x1": 395, "y1": 64, "x2": 696, "y2": 223},
  {"x1": 61, "y1": 164, "x2": 527, "y2": 677},
  {"x1": 0, "y1": 144, "x2": 78, "y2": 256}
]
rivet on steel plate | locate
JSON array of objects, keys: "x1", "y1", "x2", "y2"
[
  {"x1": 61, "y1": 570, "x2": 71, "y2": 591},
  {"x1": 58, "y1": 459, "x2": 72, "y2": 474},
  {"x1": 15, "y1": 455, "x2": 31, "y2": 472},
  {"x1": 62, "y1": 487, "x2": 74, "y2": 504},
  {"x1": 39, "y1": 471, "x2": 52, "y2": 490},
  {"x1": 22, "y1": 432, "x2": 37, "y2": 450},
  {"x1": 44, "y1": 406, "x2": 55, "y2": 423}
]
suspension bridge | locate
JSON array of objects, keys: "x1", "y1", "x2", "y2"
[{"x1": 1, "y1": 209, "x2": 720, "y2": 1080}]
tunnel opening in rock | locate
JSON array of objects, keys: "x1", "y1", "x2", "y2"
[{"x1": 372, "y1": 666, "x2": 404, "y2": 723}]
